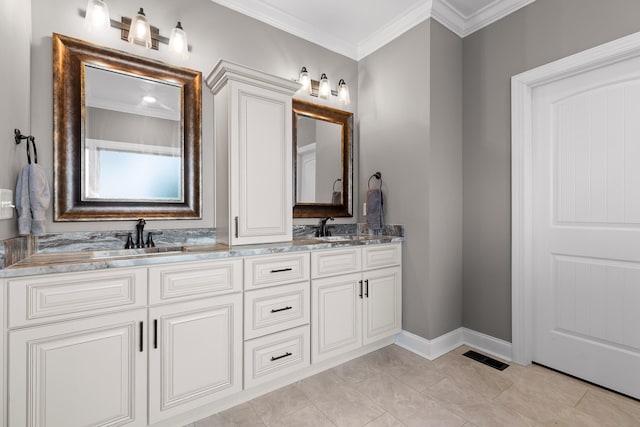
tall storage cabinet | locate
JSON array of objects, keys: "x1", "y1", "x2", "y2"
[{"x1": 207, "y1": 61, "x2": 300, "y2": 246}]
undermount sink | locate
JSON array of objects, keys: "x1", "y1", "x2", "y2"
[{"x1": 89, "y1": 246, "x2": 186, "y2": 259}]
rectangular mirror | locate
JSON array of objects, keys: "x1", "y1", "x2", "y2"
[
  {"x1": 53, "y1": 33, "x2": 201, "y2": 221},
  {"x1": 293, "y1": 99, "x2": 353, "y2": 218}
]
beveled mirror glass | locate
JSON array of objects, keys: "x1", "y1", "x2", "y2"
[
  {"x1": 53, "y1": 33, "x2": 202, "y2": 220},
  {"x1": 293, "y1": 99, "x2": 353, "y2": 218}
]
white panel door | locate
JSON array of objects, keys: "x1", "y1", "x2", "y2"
[
  {"x1": 311, "y1": 272, "x2": 362, "y2": 363},
  {"x1": 363, "y1": 266, "x2": 402, "y2": 345},
  {"x1": 230, "y1": 81, "x2": 293, "y2": 245},
  {"x1": 9, "y1": 309, "x2": 147, "y2": 427},
  {"x1": 532, "y1": 55, "x2": 640, "y2": 398},
  {"x1": 148, "y1": 293, "x2": 242, "y2": 423}
]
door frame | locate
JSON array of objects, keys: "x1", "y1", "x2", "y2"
[{"x1": 511, "y1": 31, "x2": 640, "y2": 365}]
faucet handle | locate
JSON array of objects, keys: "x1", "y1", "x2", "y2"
[
  {"x1": 125, "y1": 233, "x2": 135, "y2": 249},
  {"x1": 145, "y1": 231, "x2": 163, "y2": 248}
]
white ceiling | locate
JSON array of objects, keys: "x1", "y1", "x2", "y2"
[{"x1": 210, "y1": 0, "x2": 536, "y2": 60}]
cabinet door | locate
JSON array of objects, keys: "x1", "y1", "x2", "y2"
[
  {"x1": 230, "y1": 82, "x2": 293, "y2": 245},
  {"x1": 363, "y1": 266, "x2": 402, "y2": 345},
  {"x1": 9, "y1": 309, "x2": 147, "y2": 427},
  {"x1": 311, "y1": 273, "x2": 362, "y2": 363},
  {"x1": 148, "y1": 293, "x2": 242, "y2": 424}
]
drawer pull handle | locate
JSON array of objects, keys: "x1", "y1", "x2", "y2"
[
  {"x1": 270, "y1": 267, "x2": 293, "y2": 273},
  {"x1": 359, "y1": 280, "x2": 363, "y2": 299},
  {"x1": 153, "y1": 319, "x2": 158, "y2": 349},
  {"x1": 365, "y1": 279, "x2": 369, "y2": 298},
  {"x1": 139, "y1": 321, "x2": 144, "y2": 352},
  {"x1": 271, "y1": 352, "x2": 292, "y2": 361},
  {"x1": 271, "y1": 306, "x2": 293, "y2": 313}
]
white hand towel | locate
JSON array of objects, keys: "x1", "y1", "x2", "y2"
[
  {"x1": 28, "y1": 163, "x2": 50, "y2": 236},
  {"x1": 15, "y1": 165, "x2": 31, "y2": 235}
]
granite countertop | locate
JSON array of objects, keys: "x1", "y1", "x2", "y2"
[{"x1": 1, "y1": 235, "x2": 404, "y2": 278}]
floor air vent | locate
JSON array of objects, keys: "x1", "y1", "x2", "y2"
[{"x1": 463, "y1": 350, "x2": 509, "y2": 371}]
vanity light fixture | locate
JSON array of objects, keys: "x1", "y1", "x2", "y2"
[
  {"x1": 296, "y1": 67, "x2": 350, "y2": 105},
  {"x1": 298, "y1": 67, "x2": 311, "y2": 94},
  {"x1": 83, "y1": 1, "x2": 190, "y2": 60},
  {"x1": 318, "y1": 73, "x2": 331, "y2": 100},
  {"x1": 168, "y1": 22, "x2": 189, "y2": 60},
  {"x1": 337, "y1": 79, "x2": 350, "y2": 106},
  {"x1": 84, "y1": 0, "x2": 110, "y2": 31},
  {"x1": 128, "y1": 8, "x2": 152, "y2": 49}
]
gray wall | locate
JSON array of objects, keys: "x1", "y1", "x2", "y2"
[
  {"x1": 0, "y1": 0, "x2": 31, "y2": 240},
  {"x1": 428, "y1": 21, "x2": 463, "y2": 339},
  {"x1": 462, "y1": 0, "x2": 640, "y2": 341},
  {"x1": 21, "y1": 0, "x2": 357, "y2": 236},
  {"x1": 358, "y1": 20, "x2": 463, "y2": 340}
]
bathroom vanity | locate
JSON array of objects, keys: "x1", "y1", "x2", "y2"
[{"x1": 0, "y1": 240, "x2": 402, "y2": 427}]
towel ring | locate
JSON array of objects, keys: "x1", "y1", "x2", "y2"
[
  {"x1": 332, "y1": 178, "x2": 342, "y2": 192},
  {"x1": 368, "y1": 171, "x2": 382, "y2": 189}
]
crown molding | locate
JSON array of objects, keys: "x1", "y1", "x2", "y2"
[
  {"x1": 463, "y1": 0, "x2": 536, "y2": 36},
  {"x1": 431, "y1": 0, "x2": 466, "y2": 37},
  {"x1": 356, "y1": 0, "x2": 433, "y2": 60},
  {"x1": 210, "y1": 0, "x2": 358, "y2": 59},
  {"x1": 210, "y1": 0, "x2": 536, "y2": 61}
]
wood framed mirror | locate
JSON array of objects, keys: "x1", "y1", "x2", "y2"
[
  {"x1": 52, "y1": 33, "x2": 202, "y2": 221},
  {"x1": 293, "y1": 99, "x2": 353, "y2": 218}
]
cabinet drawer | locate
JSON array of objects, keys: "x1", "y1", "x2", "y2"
[
  {"x1": 8, "y1": 268, "x2": 147, "y2": 328},
  {"x1": 244, "y1": 325, "x2": 310, "y2": 388},
  {"x1": 362, "y1": 244, "x2": 401, "y2": 270},
  {"x1": 311, "y1": 247, "x2": 362, "y2": 279},
  {"x1": 244, "y1": 282, "x2": 310, "y2": 340},
  {"x1": 149, "y1": 258, "x2": 242, "y2": 305},
  {"x1": 244, "y1": 252, "x2": 309, "y2": 289}
]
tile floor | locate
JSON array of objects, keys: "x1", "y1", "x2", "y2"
[{"x1": 184, "y1": 344, "x2": 640, "y2": 427}]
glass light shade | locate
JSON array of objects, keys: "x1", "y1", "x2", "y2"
[
  {"x1": 84, "y1": 0, "x2": 110, "y2": 31},
  {"x1": 298, "y1": 66, "x2": 311, "y2": 94},
  {"x1": 337, "y1": 79, "x2": 350, "y2": 105},
  {"x1": 318, "y1": 73, "x2": 331, "y2": 99},
  {"x1": 168, "y1": 21, "x2": 189, "y2": 60},
  {"x1": 128, "y1": 8, "x2": 152, "y2": 49}
]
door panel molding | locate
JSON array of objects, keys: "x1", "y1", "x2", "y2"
[{"x1": 511, "y1": 31, "x2": 640, "y2": 365}]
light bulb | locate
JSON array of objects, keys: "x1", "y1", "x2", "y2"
[
  {"x1": 128, "y1": 8, "x2": 152, "y2": 49},
  {"x1": 318, "y1": 73, "x2": 331, "y2": 99},
  {"x1": 169, "y1": 21, "x2": 189, "y2": 60},
  {"x1": 298, "y1": 66, "x2": 311, "y2": 94},
  {"x1": 337, "y1": 79, "x2": 350, "y2": 105},
  {"x1": 84, "y1": 0, "x2": 110, "y2": 32}
]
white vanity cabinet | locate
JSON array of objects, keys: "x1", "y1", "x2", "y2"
[
  {"x1": 242, "y1": 252, "x2": 311, "y2": 388},
  {"x1": 5, "y1": 259, "x2": 244, "y2": 427},
  {"x1": 207, "y1": 60, "x2": 300, "y2": 246},
  {"x1": 6, "y1": 268, "x2": 149, "y2": 427},
  {"x1": 311, "y1": 244, "x2": 402, "y2": 363},
  {"x1": 146, "y1": 259, "x2": 243, "y2": 424}
]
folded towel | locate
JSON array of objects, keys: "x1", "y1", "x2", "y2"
[
  {"x1": 29, "y1": 163, "x2": 50, "y2": 236},
  {"x1": 331, "y1": 191, "x2": 342, "y2": 204},
  {"x1": 15, "y1": 165, "x2": 31, "y2": 235},
  {"x1": 366, "y1": 188, "x2": 384, "y2": 231}
]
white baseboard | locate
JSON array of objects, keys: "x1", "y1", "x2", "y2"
[
  {"x1": 395, "y1": 328, "x2": 463, "y2": 360},
  {"x1": 461, "y1": 328, "x2": 512, "y2": 362},
  {"x1": 395, "y1": 327, "x2": 512, "y2": 362}
]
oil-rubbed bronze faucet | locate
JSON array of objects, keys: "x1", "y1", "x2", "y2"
[
  {"x1": 135, "y1": 218, "x2": 146, "y2": 248},
  {"x1": 316, "y1": 217, "x2": 334, "y2": 237}
]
